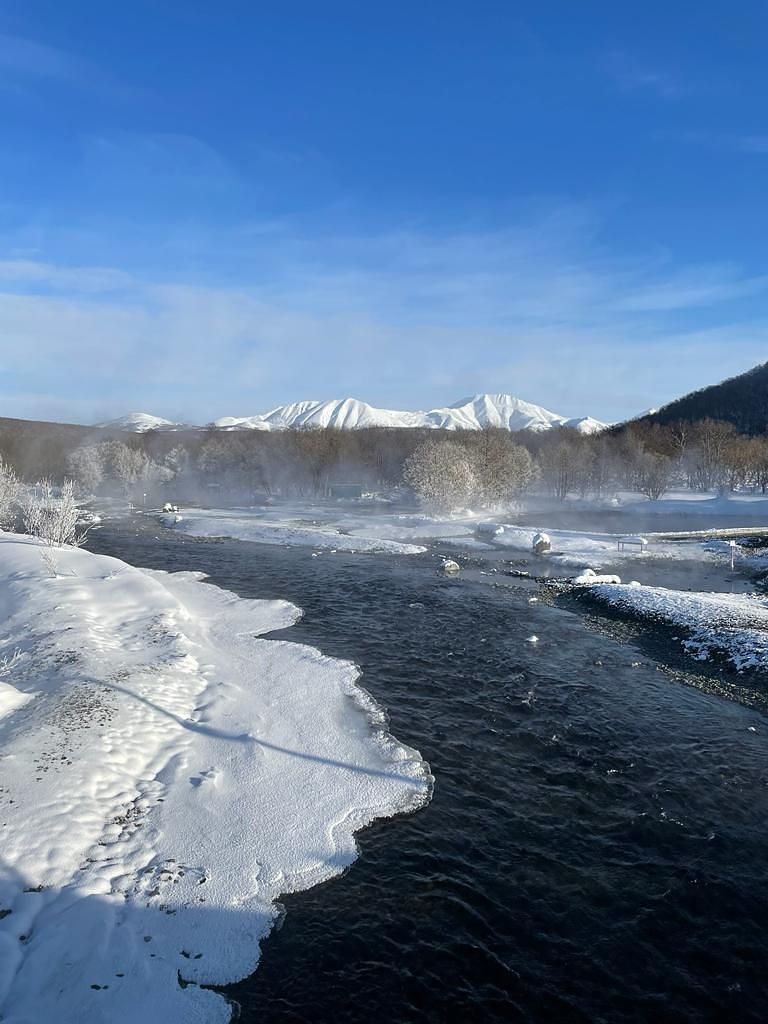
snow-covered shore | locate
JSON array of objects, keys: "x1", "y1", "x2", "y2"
[
  {"x1": 159, "y1": 505, "x2": 736, "y2": 570},
  {"x1": 164, "y1": 507, "x2": 428, "y2": 554},
  {"x1": 0, "y1": 534, "x2": 430, "y2": 1023},
  {"x1": 485, "y1": 524, "x2": 713, "y2": 567},
  {"x1": 581, "y1": 582, "x2": 768, "y2": 672}
]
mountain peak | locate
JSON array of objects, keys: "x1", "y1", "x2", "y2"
[
  {"x1": 106, "y1": 396, "x2": 608, "y2": 434},
  {"x1": 99, "y1": 412, "x2": 183, "y2": 432}
]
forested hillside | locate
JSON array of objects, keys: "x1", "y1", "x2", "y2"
[{"x1": 638, "y1": 361, "x2": 768, "y2": 436}]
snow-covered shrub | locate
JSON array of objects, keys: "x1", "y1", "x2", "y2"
[
  {"x1": 0, "y1": 457, "x2": 19, "y2": 528},
  {"x1": 22, "y1": 479, "x2": 86, "y2": 548},
  {"x1": 403, "y1": 441, "x2": 477, "y2": 513}
]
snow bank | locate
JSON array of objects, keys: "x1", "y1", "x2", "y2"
[
  {"x1": 160, "y1": 507, "x2": 745, "y2": 568},
  {"x1": 0, "y1": 534, "x2": 430, "y2": 1022},
  {"x1": 619, "y1": 493, "x2": 768, "y2": 517},
  {"x1": 163, "y1": 509, "x2": 427, "y2": 554},
  {"x1": 584, "y1": 580, "x2": 768, "y2": 671},
  {"x1": 571, "y1": 569, "x2": 622, "y2": 585},
  {"x1": 486, "y1": 523, "x2": 717, "y2": 568}
]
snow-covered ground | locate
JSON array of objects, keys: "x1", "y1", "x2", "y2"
[
  {"x1": 620, "y1": 492, "x2": 768, "y2": 516},
  {"x1": 524, "y1": 490, "x2": 768, "y2": 518},
  {"x1": 485, "y1": 524, "x2": 713, "y2": 568},
  {"x1": 0, "y1": 534, "x2": 430, "y2": 1023},
  {"x1": 160, "y1": 505, "x2": 734, "y2": 570},
  {"x1": 163, "y1": 507, "x2": 429, "y2": 554},
  {"x1": 581, "y1": 581, "x2": 768, "y2": 672}
]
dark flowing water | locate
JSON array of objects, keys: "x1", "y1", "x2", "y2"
[{"x1": 87, "y1": 518, "x2": 768, "y2": 1024}]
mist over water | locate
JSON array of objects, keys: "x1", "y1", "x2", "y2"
[{"x1": 87, "y1": 515, "x2": 768, "y2": 1024}]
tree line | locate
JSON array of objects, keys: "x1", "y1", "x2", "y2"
[{"x1": 2, "y1": 415, "x2": 768, "y2": 511}]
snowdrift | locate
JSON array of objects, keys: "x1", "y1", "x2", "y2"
[{"x1": 0, "y1": 534, "x2": 430, "y2": 1022}]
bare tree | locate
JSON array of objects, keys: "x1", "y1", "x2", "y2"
[
  {"x1": 22, "y1": 479, "x2": 87, "y2": 548},
  {"x1": 404, "y1": 440, "x2": 477, "y2": 512},
  {"x1": 687, "y1": 419, "x2": 737, "y2": 492},
  {"x1": 538, "y1": 441, "x2": 575, "y2": 500},
  {"x1": 67, "y1": 445, "x2": 105, "y2": 495},
  {"x1": 464, "y1": 429, "x2": 535, "y2": 505},
  {"x1": 0, "y1": 457, "x2": 18, "y2": 528},
  {"x1": 637, "y1": 453, "x2": 673, "y2": 500},
  {"x1": 164, "y1": 445, "x2": 190, "y2": 477},
  {"x1": 111, "y1": 444, "x2": 149, "y2": 496}
]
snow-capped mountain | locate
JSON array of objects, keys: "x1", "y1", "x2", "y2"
[
  {"x1": 106, "y1": 396, "x2": 608, "y2": 435},
  {"x1": 629, "y1": 407, "x2": 658, "y2": 420},
  {"x1": 99, "y1": 413, "x2": 186, "y2": 432},
  {"x1": 215, "y1": 398, "x2": 427, "y2": 432},
  {"x1": 212, "y1": 395, "x2": 608, "y2": 434},
  {"x1": 560, "y1": 415, "x2": 609, "y2": 435},
  {"x1": 430, "y1": 395, "x2": 568, "y2": 432}
]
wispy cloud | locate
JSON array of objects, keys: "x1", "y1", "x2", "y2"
[
  {"x1": 728, "y1": 134, "x2": 768, "y2": 155},
  {"x1": 612, "y1": 265, "x2": 768, "y2": 312},
  {"x1": 0, "y1": 32, "x2": 78, "y2": 80},
  {"x1": 662, "y1": 130, "x2": 768, "y2": 158},
  {"x1": 0, "y1": 209, "x2": 767, "y2": 424},
  {"x1": 0, "y1": 259, "x2": 133, "y2": 293},
  {"x1": 604, "y1": 52, "x2": 692, "y2": 99},
  {"x1": 0, "y1": 31, "x2": 137, "y2": 102}
]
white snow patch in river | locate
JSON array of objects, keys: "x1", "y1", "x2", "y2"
[
  {"x1": 0, "y1": 533, "x2": 430, "y2": 1022},
  {"x1": 156, "y1": 505, "x2": 739, "y2": 571},
  {"x1": 163, "y1": 508, "x2": 427, "y2": 554}
]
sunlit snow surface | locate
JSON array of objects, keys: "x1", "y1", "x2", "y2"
[
  {"x1": 0, "y1": 534, "x2": 430, "y2": 1023},
  {"x1": 584, "y1": 582, "x2": 768, "y2": 672},
  {"x1": 161, "y1": 505, "x2": 725, "y2": 568},
  {"x1": 163, "y1": 507, "x2": 432, "y2": 554}
]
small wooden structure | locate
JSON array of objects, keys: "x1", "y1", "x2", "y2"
[{"x1": 617, "y1": 536, "x2": 648, "y2": 553}]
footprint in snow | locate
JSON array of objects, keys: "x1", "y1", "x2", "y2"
[{"x1": 189, "y1": 766, "x2": 221, "y2": 788}]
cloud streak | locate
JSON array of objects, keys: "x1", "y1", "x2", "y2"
[
  {"x1": 1, "y1": 208, "x2": 767, "y2": 425},
  {"x1": 603, "y1": 52, "x2": 689, "y2": 99},
  {"x1": 0, "y1": 33, "x2": 79, "y2": 80}
]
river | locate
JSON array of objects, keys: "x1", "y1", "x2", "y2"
[{"x1": 86, "y1": 514, "x2": 768, "y2": 1024}]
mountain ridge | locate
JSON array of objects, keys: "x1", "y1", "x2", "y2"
[{"x1": 102, "y1": 395, "x2": 608, "y2": 434}]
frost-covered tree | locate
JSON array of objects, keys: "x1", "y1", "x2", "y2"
[
  {"x1": 464, "y1": 429, "x2": 535, "y2": 506},
  {"x1": 197, "y1": 439, "x2": 231, "y2": 476},
  {"x1": 103, "y1": 443, "x2": 168, "y2": 497},
  {"x1": 403, "y1": 440, "x2": 477, "y2": 512},
  {"x1": 0, "y1": 457, "x2": 18, "y2": 528},
  {"x1": 22, "y1": 479, "x2": 84, "y2": 547},
  {"x1": 164, "y1": 445, "x2": 190, "y2": 477},
  {"x1": 111, "y1": 443, "x2": 148, "y2": 493},
  {"x1": 67, "y1": 445, "x2": 105, "y2": 495}
]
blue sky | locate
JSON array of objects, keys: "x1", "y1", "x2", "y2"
[{"x1": 1, "y1": 1, "x2": 768, "y2": 424}]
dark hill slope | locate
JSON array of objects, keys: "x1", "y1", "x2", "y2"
[
  {"x1": 638, "y1": 361, "x2": 768, "y2": 436},
  {"x1": 0, "y1": 417, "x2": 109, "y2": 479}
]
